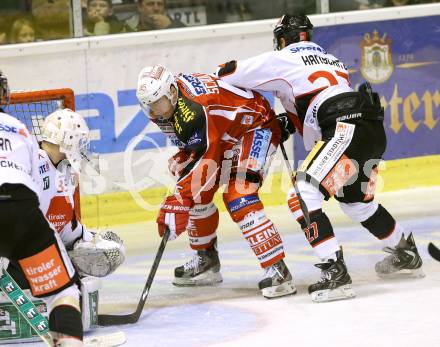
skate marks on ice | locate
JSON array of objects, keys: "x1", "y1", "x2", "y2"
[{"x1": 96, "y1": 214, "x2": 440, "y2": 346}]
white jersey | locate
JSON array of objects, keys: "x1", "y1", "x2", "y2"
[
  {"x1": 38, "y1": 149, "x2": 84, "y2": 248},
  {"x1": 0, "y1": 112, "x2": 41, "y2": 197},
  {"x1": 218, "y1": 41, "x2": 353, "y2": 150}
]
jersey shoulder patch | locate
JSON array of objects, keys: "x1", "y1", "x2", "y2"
[{"x1": 178, "y1": 73, "x2": 219, "y2": 98}]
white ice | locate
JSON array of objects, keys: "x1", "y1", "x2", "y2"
[{"x1": 10, "y1": 187, "x2": 440, "y2": 347}]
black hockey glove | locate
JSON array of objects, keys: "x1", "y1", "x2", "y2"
[{"x1": 277, "y1": 112, "x2": 295, "y2": 143}]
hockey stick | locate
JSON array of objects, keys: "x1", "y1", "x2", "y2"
[
  {"x1": 0, "y1": 261, "x2": 126, "y2": 346},
  {"x1": 97, "y1": 227, "x2": 170, "y2": 326},
  {"x1": 279, "y1": 142, "x2": 311, "y2": 227},
  {"x1": 0, "y1": 264, "x2": 53, "y2": 346},
  {"x1": 428, "y1": 242, "x2": 440, "y2": 262}
]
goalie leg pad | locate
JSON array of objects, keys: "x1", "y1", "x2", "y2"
[
  {"x1": 69, "y1": 231, "x2": 125, "y2": 277},
  {"x1": 298, "y1": 209, "x2": 340, "y2": 261},
  {"x1": 80, "y1": 277, "x2": 102, "y2": 331},
  {"x1": 187, "y1": 202, "x2": 219, "y2": 250}
]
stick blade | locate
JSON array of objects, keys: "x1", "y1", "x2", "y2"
[
  {"x1": 428, "y1": 242, "x2": 440, "y2": 262},
  {"x1": 98, "y1": 313, "x2": 139, "y2": 326}
]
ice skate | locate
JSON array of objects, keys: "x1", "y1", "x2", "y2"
[
  {"x1": 308, "y1": 249, "x2": 356, "y2": 302},
  {"x1": 375, "y1": 233, "x2": 424, "y2": 279},
  {"x1": 258, "y1": 259, "x2": 296, "y2": 299},
  {"x1": 173, "y1": 238, "x2": 222, "y2": 286}
]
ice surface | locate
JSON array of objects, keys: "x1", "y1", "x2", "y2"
[{"x1": 10, "y1": 187, "x2": 440, "y2": 346}]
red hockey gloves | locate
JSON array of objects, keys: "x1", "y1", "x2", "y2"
[
  {"x1": 157, "y1": 195, "x2": 192, "y2": 240},
  {"x1": 277, "y1": 112, "x2": 296, "y2": 143},
  {"x1": 168, "y1": 150, "x2": 194, "y2": 178}
]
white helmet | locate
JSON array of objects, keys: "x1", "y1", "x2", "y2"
[
  {"x1": 136, "y1": 64, "x2": 177, "y2": 114},
  {"x1": 42, "y1": 108, "x2": 90, "y2": 171}
]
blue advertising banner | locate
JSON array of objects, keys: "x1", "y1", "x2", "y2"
[{"x1": 294, "y1": 15, "x2": 440, "y2": 163}]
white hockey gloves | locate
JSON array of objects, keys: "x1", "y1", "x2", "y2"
[{"x1": 69, "y1": 230, "x2": 125, "y2": 277}]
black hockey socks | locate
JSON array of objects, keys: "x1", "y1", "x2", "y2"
[{"x1": 361, "y1": 204, "x2": 396, "y2": 240}]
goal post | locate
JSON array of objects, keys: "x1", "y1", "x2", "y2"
[{"x1": 3, "y1": 88, "x2": 81, "y2": 219}]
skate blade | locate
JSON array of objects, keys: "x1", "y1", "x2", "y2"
[
  {"x1": 262, "y1": 280, "x2": 297, "y2": 299},
  {"x1": 172, "y1": 270, "x2": 223, "y2": 287},
  {"x1": 311, "y1": 284, "x2": 356, "y2": 303},
  {"x1": 377, "y1": 266, "x2": 425, "y2": 279}
]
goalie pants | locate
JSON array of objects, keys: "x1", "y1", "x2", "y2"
[
  {"x1": 288, "y1": 120, "x2": 404, "y2": 259},
  {"x1": 0, "y1": 183, "x2": 83, "y2": 339}
]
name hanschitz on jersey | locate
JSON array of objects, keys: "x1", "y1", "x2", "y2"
[{"x1": 301, "y1": 54, "x2": 347, "y2": 69}]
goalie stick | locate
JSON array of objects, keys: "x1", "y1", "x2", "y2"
[
  {"x1": 279, "y1": 142, "x2": 311, "y2": 227},
  {"x1": 428, "y1": 242, "x2": 440, "y2": 262},
  {"x1": 0, "y1": 261, "x2": 126, "y2": 346},
  {"x1": 97, "y1": 227, "x2": 170, "y2": 326}
]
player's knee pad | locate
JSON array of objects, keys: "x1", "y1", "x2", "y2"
[
  {"x1": 223, "y1": 188, "x2": 264, "y2": 223},
  {"x1": 339, "y1": 201, "x2": 378, "y2": 222},
  {"x1": 237, "y1": 209, "x2": 284, "y2": 268},
  {"x1": 187, "y1": 202, "x2": 219, "y2": 250},
  {"x1": 298, "y1": 209, "x2": 338, "y2": 259},
  {"x1": 287, "y1": 181, "x2": 323, "y2": 221},
  {"x1": 47, "y1": 285, "x2": 83, "y2": 340},
  {"x1": 360, "y1": 204, "x2": 396, "y2": 240}
]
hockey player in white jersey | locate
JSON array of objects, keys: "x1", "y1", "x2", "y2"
[
  {"x1": 2, "y1": 90, "x2": 124, "y2": 341},
  {"x1": 0, "y1": 71, "x2": 84, "y2": 346},
  {"x1": 217, "y1": 14, "x2": 424, "y2": 302},
  {"x1": 37, "y1": 108, "x2": 125, "y2": 279}
]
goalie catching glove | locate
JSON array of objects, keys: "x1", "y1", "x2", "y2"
[
  {"x1": 157, "y1": 195, "x2": 192, "y2": 240},
  {"x1": 69, "y1": 230, "x2": 125, "y2": 277}
]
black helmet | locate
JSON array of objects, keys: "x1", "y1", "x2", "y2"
[
  {"x1": 273, "y1": 14, "x2": 313, "y2": 51},
  {"x1": 0, "y1": 70, "x2": 10, "y2": 105}
]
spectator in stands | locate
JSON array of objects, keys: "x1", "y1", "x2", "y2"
[
  {"x1": 0, "y1": 23, "x2": 8, "y2": 45},
  {"x1": 10, "y1": 18, "x2": 36, "y2": 44},
  {"x1": 0, "y1": 32, "x2": 7, "y2": 45},
  {"x1": 83, "y1": 0, "x2": 125, "y2": 36},
  {"x1": 357, "y1": 0, "x2": 419, "y2": 9},
  {"x1": 31, "y1": 0, "x2": 72, "y2": 40},
  {"x1": 124, "y1": 0, "x2": 185, "y2": 32}
]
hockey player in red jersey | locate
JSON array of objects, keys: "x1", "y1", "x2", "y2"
[
  {"x1": 217, "y1": 14, "x2": 424, "y2": 302},
  {"x1": 136, "y1": 64, "x2": 296, "y2": 298},
  {"x1": 0, "y1": 71, "x2": 84, "y2": 346}
]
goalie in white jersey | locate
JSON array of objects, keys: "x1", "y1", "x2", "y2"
[
  {"x1": 2, "y1": 83, "x2": 124, "y2": 342},
  {"x1": 37, "y1": 108, "x2": 125, "y2": 279},
  {"x1": 0, "y1": 71, "x2": 84, "y2": 346},
  {"x1": 217, "y1": 14, "x2": 424, "y2": 302}
]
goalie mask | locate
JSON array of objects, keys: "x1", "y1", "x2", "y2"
[
  {"x1": 136, "y1": 64, "x2": 177, "y2": 116},
  {"x1": 0, "y1": 70, "x2": 10, "y2": 105},
  {"x1": 273, "y1": 14, "x2": 313, "y2": 51},
  {"x1": 42, "y1": 108, "x2": 90, "y2": 172}
]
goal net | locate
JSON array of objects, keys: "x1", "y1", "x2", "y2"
[{"x1": 3, "y1": 88, "x2": 81, "y2": 217}]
